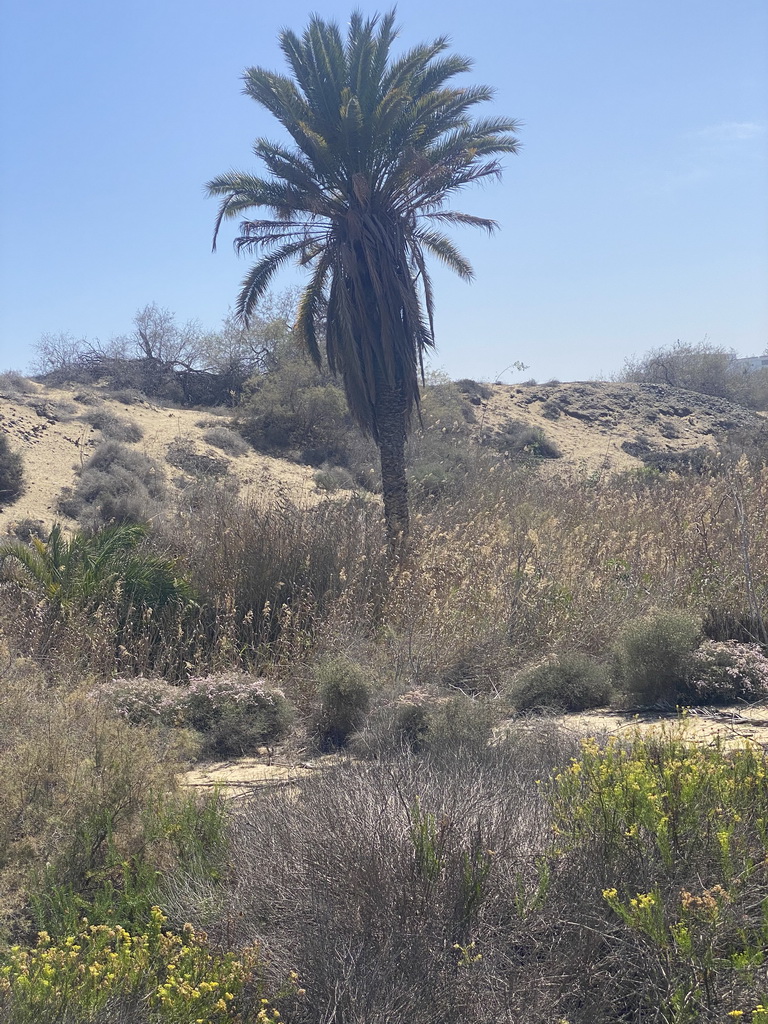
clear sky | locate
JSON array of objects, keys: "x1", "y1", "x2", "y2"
[{"x1": 1, "y1": 0, "x2": 766, "y2": 383}]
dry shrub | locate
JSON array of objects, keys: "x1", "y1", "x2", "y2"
[
  {"x1": 0, "y1": 371, "x2": 36, "y2": 394},
  {"x1": 210, "y1": 728, "x2": 578, "y2": 1024},
  {"x1": 59, "y1": 440, "x2": 166, "y2": 528},
  {"x1": 166, "y1": 438, "x2": 230, "y2": 478},
  {"x1": 313, "y1": 464, "x2": 355, "y2": 492},
  {"x1": 372, "y1": 456, "x2": 768, "y2": 690},
  {"x1": 157, "y1": 488, "x2": 388, "y2": 673},
  {"x1": 82, "y1": 407, "x2": 144, "y2": 442},
  {"x1": 201, "y1": 424, "x2": 251, "y2": 456},
  {"x1": 485, "y1": 419, "x2": 562, "y2": 460},
  {"x1": 0, "y1": 434, "x2": 23, "y2": 504}
]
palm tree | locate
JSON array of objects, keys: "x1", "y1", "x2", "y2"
[{"x1": 207, "y1": 10, "x2": 520, "y2": 549}]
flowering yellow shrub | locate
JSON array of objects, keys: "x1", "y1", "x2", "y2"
[
  {"x1": 552, "y1": 732, "x2": 768, "y2": 1019},
  {"x1": 551, "y1": 730, "x2": 768, "y2": 877},
  {"x1": 0, "y1": 907, "x2": 274, "y2": 1023}
]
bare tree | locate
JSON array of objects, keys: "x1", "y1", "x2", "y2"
[
  {"x1": 130, "y1": 303, "x2": 203, "y2": 369},
  {"x1": 31, "y1": 331, "x2": 91, "y2": 376}
]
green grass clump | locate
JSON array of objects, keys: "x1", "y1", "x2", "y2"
[
  {"x1": 612, "y1": 609, "x2": 701, "y2": 705},
  {"x1": 511, "y1": 652, "x2": 613, "y2": 711},
  {"x1": 315, "y1": 656, "x2": 372, "y2": 750}
]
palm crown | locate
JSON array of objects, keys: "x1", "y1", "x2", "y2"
[{"x1": 208, "y1": 10, "x2": 519, "y2": 544}]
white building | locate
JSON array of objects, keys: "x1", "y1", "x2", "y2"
[{"x1": 730, "y1": 355, "x2": 768, "y2": 374}]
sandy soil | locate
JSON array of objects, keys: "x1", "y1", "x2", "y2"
[
  {"x1": 180, "y1": 706, "x2": 768, "y2": 797},
  {"x1": 0, "y1": 379, "x2": 326, "y2": 535},
  {"x1": 478, "y1": 380, "x2": 765, "y2": 476},
  {"x1": 532, "y1": 704, "x2": 768, "y2": 750},
  {"x1": 183, "y1": 753, "x2": 345, "y2": 798}
]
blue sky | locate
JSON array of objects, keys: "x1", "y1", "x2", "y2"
[{"x1": 1, "y1": 0, "x2": 766, "y2": 383}]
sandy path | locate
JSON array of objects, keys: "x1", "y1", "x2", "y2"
[{"x1": 181, "y1": 705, "x2": 768, "y2": 798}]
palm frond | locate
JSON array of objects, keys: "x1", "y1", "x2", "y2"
[
  {"x1": 414, "y1": 228, "x2": 475, "y2": 280},
  {"x1": 235, "y1": 242, "x2": 312, "y2": 322},
  {"x1": 422, "y1": 210, "x2": 498, "y2": 231}
]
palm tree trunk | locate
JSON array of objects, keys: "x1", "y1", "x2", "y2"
[{"x1": 375, "y1": 380, "x2": 409, "y2": 553}]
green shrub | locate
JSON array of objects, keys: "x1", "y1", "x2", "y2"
[
  {"x1": 638, "y1": 444, "x2": 714, "y2": 476},
  {"x1": 356, "y1": 693, "x2": 496, "y2": 758},
  {"x1": 72, "y1": 390, "x2": 99, "y2": 405},
  {"x1": 552, "y1": 730, "x2": 768, "y2": 883},
  {"x1": 176, "y1": 673, "x2": 292, "y2": 758},
  {"x1": 0, "y1": 522, "x2": 193, "y2": 616},
  {"x1": 612, "y1": 610, "x2": 700, "y2": 705},
  {"x1": 407, "y1": 444, "x2": 479, "y2": 503},
  {"x1": 0, "y1": 658, "x2": 191, "y2": 939},
  {"x1": 351, "y1": 697, "x2": 433, "y2": 757},
  {"x1": 82, "y1": 407, "x2": 143, "y2": 442},
  {"x1": 315, "y1": 657, "x2": 372, "y2": 750},
  {"x1": 620, "y1": 339, "x2": 768, "y2": 411},
  {"x1": 511, "y1": 653, "x2": 613, "y2": 712},
  {"x1": 0, "y1": 434, "x2": 23, "y2": 504},
  {"x1": 393, "y1": 701, "x2": 432, "y2": 752},
  {"x1": 237, "y1": 345, "x2": 355, "y2": 464},
  {"x1": 0, "y1": 907, "x2": 271, "y2": 1023},
  {"x1": 421, "y1": 695, "x2": 495, "y2": 755},
  {"x1": 405, "y1": 381, "x2": 481, "y2": 503}
]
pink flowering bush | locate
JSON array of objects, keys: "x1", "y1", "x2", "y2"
[
  {"x1": 688, "y1": 640, "x2": 768, "y2": 703},
  {"x1": 100, "y1": 672, "x2": 293, "y2": 756},
  {"x1": 96, "y1": 676, "x2": 181, "y2": 725},
  {"x1": 178, "y1": 673, "x2": 292, "y2": 756}
]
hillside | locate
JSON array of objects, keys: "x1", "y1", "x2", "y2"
[
  {"x1": 479, "y1": 379, "x2": 766, "y2": 473},
  {"x1": 1, "y1": 373, "x2": 766, "y2": 534},
  {"x1": 0, "y1": 375, "x2": 321, "y2": 535}
]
